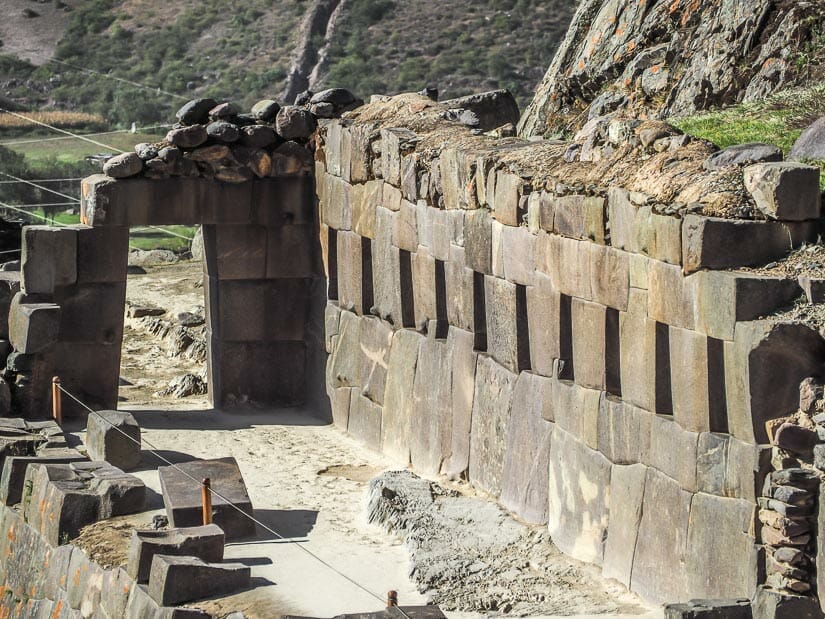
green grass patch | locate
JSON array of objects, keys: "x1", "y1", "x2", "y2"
[
  {"x1": 670, "y1": 83, "x2": 825, "y2": 190},
  {"x1": 129, "y1": 226, "x2": 196, "y2": 252}
]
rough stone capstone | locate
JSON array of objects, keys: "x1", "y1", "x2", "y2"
[
  {"x1": 176, "y1": 98, "x2": 218, "y2": 125},
  {"x1": 251, "y1": 99, "x2": 281, "y2": 121},
  {"x1": 127, "y1": 524, "x2": 225, "y2": 583},
  {"x1": 275, "y1": 106, "x2": 317, "y2": 141},
  {"x1": 166, "y1": 125, "x2": 208, "y2": 149},
  {"x1": 85, "y1": 410, "x2": 141, "y2": 471},
  {"x1": 743, "y1": 162, "x2": 821, "y2": 221},
  {"x1": 147, "y1": 554, "x2": 250, "y2": 606}
]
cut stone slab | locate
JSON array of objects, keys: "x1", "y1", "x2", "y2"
[
  {"x1": 127, "y1": 524, "x2": 225, "y2": 583},
  {"x1": 158, "y1": 457, "x2": 255, "y2": 540},
  {"x1": 21, "y1": 225, "x2": 77, "y2": 294},
  {"x1": 148, "y1": 554, "x2": 250, "y2": 606},
  {"x1": 665, "y1": 598, "x2": 752, "y2": 619},
  {"x1": 743, "y1": 162, "x2": 821, "y2": 221},
  {"x1": 8, "y1": 295, "x2": 61, "y2": 354},
  {"x1": 86, "y1": 410, "x2": 141, "y2": 471},
  {"x1": 0, "y1": 449, "x2": 87, "y2": 505}
]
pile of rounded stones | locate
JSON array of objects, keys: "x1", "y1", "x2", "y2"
[{"x1": 102, "y1": 88, "x2": 362, "y2": 183}]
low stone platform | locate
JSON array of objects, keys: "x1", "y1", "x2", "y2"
[
  {"x1": 128, "y1": 524, "x2": 225, "y2": 583},
  {"x1": 148, "y1": 554, "x2": 250, "y2": 606},
  {"x1": 159, "y1": 456, "x2": 255, "y2": 540},
  {"x1": 21, "y1": 460, "x2": 146, "y2": 545}
]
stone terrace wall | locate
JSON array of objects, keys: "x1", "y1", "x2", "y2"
[{"x1": 316, "y1": 93, "x2": 825, "y2": 605}]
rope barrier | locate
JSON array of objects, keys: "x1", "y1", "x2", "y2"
[
  {"x1": 56, "y1": 383, "x2": 411, "y2": 615},
  {"x1": 0, "y1": 173, "x2": 79, "y2": 202},
  {"x1": 0, "y1": 200, "x2": 70, "y2": 226},
  {"x1": 0, "y1": 202, "x2": 77, "y2": 209},
  {"x1": 0, "y1": 125, "x2": 171, "y2": 147},
  {"x1": 47, "y1": 58, "x2": 189, "y2": 101},
  {"x1": 0, "y1": 108, "x2": 126, "y2": 153},
  {"x1": 0, "y1": 178, "x2": 84, "y2": 184}
]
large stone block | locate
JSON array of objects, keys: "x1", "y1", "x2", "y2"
[
  {"x1": 0, "y1": 450, "x2": 87, "y2": 506},
  {"x1": 526, "y1": 273, "x2": 560, "y2": 377},
  {"x1": 725, "y1": 437, "x2": 770, "y2": 502},
  {"x1": 412, "y1": 249, "x2": 437, "y2": 332},
  {"x1": 54, "y1": 281, "x2": 126, "y2": 344},
  {"x1": 207, "y1": 277, "x2": 311, "y2": 341},
  {"x1": 127, "y1": 524, "x2": 225, "y2": 583},
  {"x1": 485, "y1": 275, "x2": 530, "y2": 373},
  {"x1": 501, "y1": 224, "x2": 535, "y2": 286},
  {"x1": 631, "y1": 467, "x2": 692, "y2": 602},
  {"x1": 619, "y1": 289, "x2": 656, "y2": 412},
  {"x1": 148, "y1": 554, "x2": 250, "y2": 606},
  {"x1": 743, "y1": 162, "x2": 821, "y2": 221},
  {"x1": 324, "y1": 301, "x2": 341, "y2": 353},
  {"x1": 602, "y1": 463, "x2": 647, "y2": 587},
  {"x1": 328, "y1": 309, "x2": 361, "y2": 389},
  {"x1": 410, "y1": 337, "x2": 451, "y2": 475},
  {"x1": 381, "y1": 329, "x2": 423, "y2": 465},
  {"x1": 393, "y1": 199, "x2": 418, "y2": 252},
  {"x1": 158, "y1": 457, "x2": 255, "y2": 540},
  {"x1": 347, "y1": 392, "x2": 382, "y2": 451},
  {"x1": 500, "y1": 372, "x2": 553, "y2": 524},
  {"x1": 491, "y1": 171, "x2": 525, "y2": 226},
  {"x1": 348, "y1": 122, "x2": 376, "y2": 184},
  {"x1": 666, "y1": 599, "x2": 753, "y2": 619},
  {"x1": 669, "y1": 326, "x2": 710, "y2": 434},
  {"x1": 320, "y1": 174, "x2": 352, "y2": 230},
  {"x1": 8, "y1": 294, "x2": 61, "y2": 354},
  {"x1": 638, "y1": 210, "x2": 682, "y2": 265},
  {"x1": 202, "y1": 224, "x2": 267, "y2": 280},
  {"x1": 648, "y1": 414, "x2": 699, "y2": 492},
  {"x1": 751, "y1": 586, "x2": 821, "y2": 619},
  {"x1": 21, "y1": 226, "x2": 77, "y2": 294},
  {"x1": 351, "y1": 179, "x2": 381, "y2": 239},
  {"x1": 535, "y1": 232, "x2": 593, "y2": 300},
  {"x1": 695, "y1": 271, "x2": 801, "y2": 341},
  {"x1": 681, "y1": 214, "x2": 818, "y2": 274},
  {"x1": 648, "y1": 260, "x2": 697, "y2": 329},
  {"x1": 469, "y1": 355, "x2": 516, "y2": 496},
  {"x1": 552, "y1": 194, "x2": 605, "y2": 243},
  {"x1": 547, "y1": 428, "x2": 611, "y2": 565},
  {"x1": 550, "y1": 378, "x2": 601, "y2": 448},
  {"x1": 439, "y1": 147, "x2": 477, "y2": 210},
  {"x1": 597, "y1": 395, "x2": 653, "y2": 465},
  {"x1": 380, "y1": 127, "x2": 418, "y2": 186},
  {"x1": 336, "y1": 230, "x2": 363, "y2": 314},
  {"x1": 0, "y1": 272, "x2": 20, "y2": 340},
  {"x1": 441, "y1": 90, "x2": 520, "y2": 131},
  {"x1": 429, "y1": 207, "x2": 450, "y2": 261},
  {"x1": 464, "y1": 209, "x2": 493, "y2": 274},
  {"x1": 85, "y1": 410, "x2": 141, "y2": 471},
  {"x1": 571, "y1": 298, "x2": 607, "y2": 390},
  {"x1": 589, "y1": 245, "x2": 629, "y2": 311},
  {"x1": 446, "y1": 245, "x2": 474, "y2": 332},
  {"x1": 330, "y1": 386, "x2": 353, "y2": 430},
  {"x1": 684, "y1": 493, "x2": 758, "y2": 599},
  {"x1": 695, "y1": 432, "x2": 728, "y2": 496},
  {"x1": 359, "y1": 316, "x2": 393, "y2": 405},
  {"x1": 725, "y1": 321, "x2": 825, "y2": 444},
  {"x1": 372, "y1": 207, "x2": 403, "y2": 325},
  {"x1": 72, "y1": 225, "x2": 129, "y2": 284},
  {"x1": 442, "y1": 327, "x2": 477, "y2": 479}
]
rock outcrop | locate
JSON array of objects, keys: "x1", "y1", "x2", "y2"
[{"x1": 520, "y1": 0, "x2": 825, "y2": 138}]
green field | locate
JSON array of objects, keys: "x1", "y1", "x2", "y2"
[{"x1": 0, "y1": 129, "x2": 196, "y2": 252}]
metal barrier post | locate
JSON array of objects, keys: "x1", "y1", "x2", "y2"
[
  {"x1": 202, "y1": 478, "x2": 212, "y2": 525},
  {"x1": 387, "y1": 590, "x2": 398, "y2": 607},
  {"x1": 51, "y1": 377, "x2": 62, "y2": 425}
]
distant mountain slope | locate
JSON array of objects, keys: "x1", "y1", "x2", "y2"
[
  {"x1": 0, "y1": 0, "x2": 576, "y2": 125},
  {"x1": 520, "y1": 0, "x2": 825, "y2": 138}
]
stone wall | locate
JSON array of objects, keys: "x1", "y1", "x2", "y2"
[{"x1": 316, "y1": 93, "x2": 825, "y2": 606}]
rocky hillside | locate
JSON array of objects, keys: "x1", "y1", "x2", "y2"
[
  {"x1": 0, "y1": 0, "x2": 576, "y2": 125},
  {"x1": 519, "y1": 0, "x2": 825, "y2": 138}
]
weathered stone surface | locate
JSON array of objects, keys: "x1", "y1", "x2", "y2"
[
  {"x1": 500, "y1": 372, "x2": 553, "y2": 524},
  {"x1": 751, "y1": 585, "x2": 821, "y2": 619},
  {"x1": 695, "y1": 271, "x2": 801, "y2": 341},
  {"x1": 328, "y1": 309, "x2": 361, "y2": 388},
  {"x1": 550, "y1": 378, "x2": 601, "y2": 447},
  {"x1": 275, "y1": 106, "x2": 316, "y2": 141},
  {"x1": 704, "y1": 143, "x2": 783, "y2": 171},
  {"x1": 536, "y1": 232, "x2": 593, "y2": 300},
  {"x1": 647, "y1": 260, "x2": 696, "y2": 329},
  {"x1": 485, "y1": 275, "x2": 529, "y2": 373},
  {"x1": 148, "y1": 554, "x2": 250, "y2": 606},
  {"x1": 347, "y1": 392, "x2": 382, "y2": 452},
  {"x1": 547, "y1": 427, "x2": 611, "y2": 565},
  {"x1": 725, "y1": 321, "x2": 825, "y2": 444},
  {"x1": 682, "y1": 214, "x2": 818, "y2": 274},
  {"x1": 85, "y1": 410, "x2": 141, "y2": 471},
  {"x1": 491, "y1": 171, "x2": 524, "y2": 226},
  {"x1": 525, "y1": 273, "x2": 560, "y2": 378},
  {"x1": 665, "y1": 599, "x2": 753, "y2": 619},
  {"x1": 774, "y1": 422, "x2": 817, "y2": 455},
  {"x1": 8, "y1": 295, "x2": 61, "y2": 354},
  {"x1": 103, "y1": 152, "x2": 143, "y2": 179},
  {"x1": 381, "y1": 329, "x2": 423, "y2": 466},
  {"x1": 631, "y1": 467, "x2": 692, "y2": 602},
  {"x1": 412, "y1": 249, "x2": 437, "y2": 332},
  {"x1": 669, "y1": 326, "x2": 710, "y2": 434},
  {"x1": 469, "y1": 355, "x2": 516, "y2": 496},
  {"x1": 166, "y1": 125, "x2": 208, "y2": 149},
  {"x1": 552, "y1": 194, "x2": 605, "y2": 243},
  {"x1": 464, "y1": 209, "x2": 493, "y2": 275},
  {"x1": 410, "y1": 338, "x2": 451, "y2": 475},
  {"x1": 649, "y1": 414, "x2": 699, "y2": 492},
  {"x1": 589, "y1": 245, "x2": 629, "y2": 311},
  {"x1": 176, "y1": 98, "x2": 217, "y2": 125},
  {"x1": 372, "y1": 207, "x2": 403, "y2": 325},
  {"x1": 393, "y1": 199, "x2": 418, "y2": 252},
  {"x1": 352, "y1": 179, "x2": 381, "y2": 239},
  {"x1": 442, "y1": 327, "x2": 477, "y2": 479},
  {"x1": 445, "y1": 245, "x2": 474, "y2": 332},
  {"x1": 359, "y1": 316, "x2": 393, "y2": 405},
  {"x1": 743, "y1": 162, "x2": 821, "y2": 221},
  {"x1": 501, "y1": 224, "x2": 535, "y2": 286},
  {"x1": 380, "y1": 127, "x2": 418, "y2": 186},
  {"x1": 127, "y1": 524, "x2": 225, "y2": 583},
  {"x1": 441, "y1": 90, "x2": 519, "y2": 131},
  {"x1": 0, "y1": 449, "x2": 86, "y2": 506},
  {"x1": 336, "y1": 230, "x2": 362, "y2": 314},
  {"x1": 322, "y1": 174, "x2": 352, "y2": 230},
  {"x1": 619, "y1": 289, "x2": 656, "y2": 412},
  {"x1": 158, "y1": 457, "x2": 255, "y2": 540},
  {"x1": 21, "y1": 226, "x2": 78, "y2": 294},
  {"x1": 602, "y1": 463, "x2": 646, "y2": 587},
  {"x1": 597, "y1": 396, "x2": 652, "y2": 465},
  {"x1": 73, "y1": 225, "x2": 129, "y2": 284},
  {"x1": 571, "y1": 298, "x2": 607, "y2": 390}
]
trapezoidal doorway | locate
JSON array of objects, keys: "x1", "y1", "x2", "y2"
[{"x1": 7, "y1": 175, "x2": 324, "y2": 417}]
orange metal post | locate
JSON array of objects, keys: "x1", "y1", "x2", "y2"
[
  {"x1": 387, "y1": 590, "x2": 398, "y2": 607},
  {"x1": 51, "y1": 377, "x2": 62, "y2": 425},
  {"x1": 202, "y1": 478, "x2": 212, "y2": 525}
]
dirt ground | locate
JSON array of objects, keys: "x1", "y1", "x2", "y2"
[{"x1": 68, "y1": 259, "x2": 663, "y2": 619}]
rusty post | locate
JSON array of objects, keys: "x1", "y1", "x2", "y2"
[
  {"x1": 202, "y1": 478, "x2": 212, "y2": 525},
  {"x1": 387, "y1": 590, "x2": 398, "y2": 607},
  {"x1": 51, "y1": 377, "x2": 62, "y2": 425}
]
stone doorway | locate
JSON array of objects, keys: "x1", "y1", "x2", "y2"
[{"x1": 8, "y1": 174, "x2": 325, "y2": 417}]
